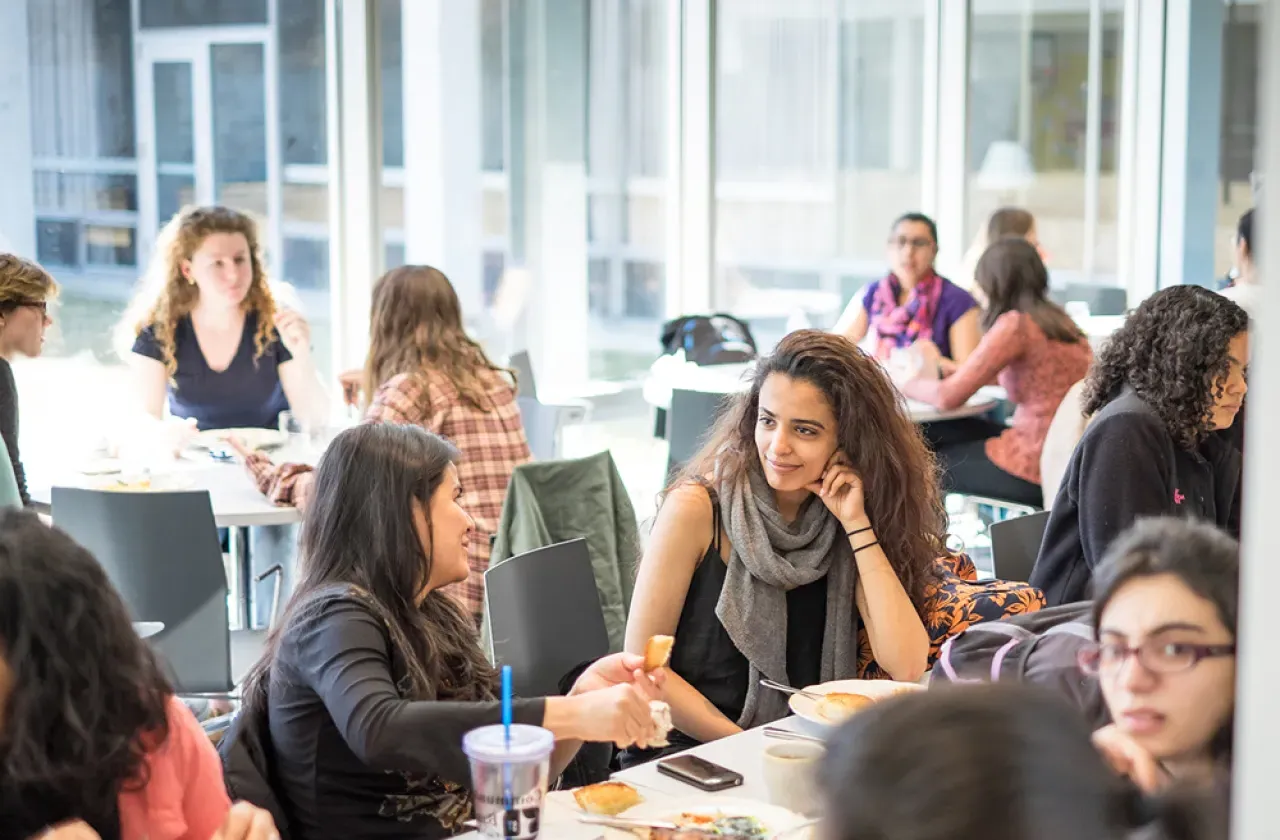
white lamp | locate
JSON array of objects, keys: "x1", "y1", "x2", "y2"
[{"x1": 975, "y1": 140, "x2": 1036, "y2": 192}]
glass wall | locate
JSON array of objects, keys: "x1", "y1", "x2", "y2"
[
  {"x1": 1217, "y1": 0, "x2": 1261, "y2": 279},
  {"x1": 966, "y1": 0, "x2": 1125, "y2": 288},
  {"x1": 713, "y1": 0, "x2": 927, "y2": 342},
  {"x1": 18, "y1": 0, "x2": 332, "y2": 372},
  {"x1": 384, "y1": 0, "x2": 669, "y2": 384}
]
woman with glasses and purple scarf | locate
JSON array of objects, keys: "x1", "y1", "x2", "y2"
[
  {"x1": 834, "y1": 213, "x2": 980, "y2": 375},
  {"x1": 1079, "y1": 517, "x2": 1237, "y2": 795}
]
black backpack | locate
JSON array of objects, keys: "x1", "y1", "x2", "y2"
[
  {"x1": 930, "y1": 602, "x2": 1110, "y2": 728},
  {"x1": 659, "y1": 314, "x2": 757, "y2": 366}
]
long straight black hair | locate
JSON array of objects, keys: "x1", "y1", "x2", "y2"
[
  {"x1": 242, "y1": 424, "x2": 496, "y2": 709},
  {"x1": 974, "y1": 237, "x2": 1085, "y2": 343}
]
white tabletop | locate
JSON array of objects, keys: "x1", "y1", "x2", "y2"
[
  {"x1": 644, "y1": 361, "x2": 1001, "y2": 424},
  {"x1": 26, "y1": 442, "x2": 316, "y2": 529},
  {"x1": 454, "y1": 716, "x2": 816, "y2": 840}
]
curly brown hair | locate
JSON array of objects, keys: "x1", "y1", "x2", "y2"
[
  {"x1": 363, "y1": 265, "x2": 514, "y2": 411},
  {"x1": 117, "y1": 205, "x2": 279, "y2": 375},
  {"x1": 1083, "y1": 285, "x2": 1248, "y2": 450},
  {"x1": 0, "y1": 510, "x2": 172, "y2": 825},
  {"x1": 670, "y1": 330, "x2": 948, "y2": 615}
]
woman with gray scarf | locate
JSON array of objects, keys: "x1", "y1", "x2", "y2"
[{"x1": 623, "y1": 330, "x2": 949, "y2": 764}]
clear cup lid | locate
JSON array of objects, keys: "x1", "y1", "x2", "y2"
[{"x1": 463, "y1": 724, "x2": 555, "y2": 763}]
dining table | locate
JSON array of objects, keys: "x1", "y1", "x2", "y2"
[
  {"x1": 644, "y1": 359, "x2": 1003, "y2": 424},
  {"x1": 25, "y1": 436, "x2": 322, "y2": 630},
  {"x1": 453, "y1": 715, "x2": 818, "y2": 839}
]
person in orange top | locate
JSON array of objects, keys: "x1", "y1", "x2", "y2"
[
  {"x1": 240, "y1": 266, "x2": 532, "y2": 625},
  {"x1": 899, "y1": 238, "x2": 1092, "y2": 508},
  {"x1": 0, "y1": 510, "x2": 275, "y2": 840}
]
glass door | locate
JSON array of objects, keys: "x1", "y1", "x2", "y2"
[{"x1": 136, "y1": 35, "x2": 272, "y2": 263}]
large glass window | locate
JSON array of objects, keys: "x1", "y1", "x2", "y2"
[
  {"x1": 714, "y1": 0, "x2": 927, "y2": 345},
  {"x1": 383, "y1": 0, "x2": 669, "y2": 385},
  {"x1": 18, "y1": 0, "x2": 331, "y2": 373},
  {"x1": 1217, "y1": 0, "x2": 1260, "y2": 279},
  {"x1": 966, "y1": 0, "x2": 1125, "y2": 287}
]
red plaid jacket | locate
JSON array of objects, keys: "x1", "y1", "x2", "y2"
[{"x1": 246, "y1": 368, "x2": 532, "y2": 623}]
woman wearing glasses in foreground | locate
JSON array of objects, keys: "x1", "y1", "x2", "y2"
[{"x1": 1080, "y1": 517, "x2": 1237, "y2": 794}]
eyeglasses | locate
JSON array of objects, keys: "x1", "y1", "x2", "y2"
[
  {"x1": 21, "y1": 301, "x2": 47, "y2": 314},
  {"x1": 1077, "y1": 640, "x2": 1236, "y2": 675},
  {"x1": 889, "y1": 236, "x2": 934, "y2": 251}
]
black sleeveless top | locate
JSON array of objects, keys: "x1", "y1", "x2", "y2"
[{"x1": 622, "y1": 487, "x2": 827, "y2": 765}]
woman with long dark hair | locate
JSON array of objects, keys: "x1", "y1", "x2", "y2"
[
  {"x1": 239, "y1": 424, "x2": 663, "y2": 840},
  {"x1": 0, "y1": 510, "x2": 275, "y2": 840},
  {"x1": 244, "y1": 265, "x2": 531, "y2": 624},
  {"x1": 1082, "y1": 517, "x2": 1237, "y2": 794},
  {"x1": 623, "y1": 330, "x2": 944, "y2": 761},
  {"x1": 900, "y1": 237, "x2": 1092, "y2": 507},
  {"x1": 1031, "y1": 285, "x2": 1248, "y2": 604}
]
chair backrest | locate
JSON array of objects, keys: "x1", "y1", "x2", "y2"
[
  {"x1": 989, "y1": 510, "x2": 1051, "y2": 583},
  {"x1": 484, "y1": 538, "x2": 610, "y2": 698},
  {"x1": 0, "y1": 443, "x2": 21, "y2": 510},
  {"x1": 509, "y1": 351, "x2": 538, "y2": 398},
  {"x1": 51, "y1": 488, "x2": 233, "y2": 694},
  {"x1": 1040, "y1": 379, "x2": 1091, "y2": 509},
  {"x1": 1051, "y1": 284, "x2": 1128, "y2": 317},
  {"x1": 666, "y1": 389, "x2": 729, "y2": 480},
  {"x1": 517, "y1": 396, "x2": 559, "y2": 461}
]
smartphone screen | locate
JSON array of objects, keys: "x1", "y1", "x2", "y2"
[{"x1": 656, "y1": 754, "x2": 745, "y2": 791}]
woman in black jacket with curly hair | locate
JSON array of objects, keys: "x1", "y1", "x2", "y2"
[{"x1": 1030, "y1": 285, "x2": 1248, "y2": 605}]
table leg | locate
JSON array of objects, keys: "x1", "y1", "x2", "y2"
[{"x1": 227, "y1": 526, "x2": 253, "y2": 631}]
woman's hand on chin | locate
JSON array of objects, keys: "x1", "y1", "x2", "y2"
[
  {"x1": 807, "y1": 452, "x2": 869, "y2": 530},
  {"x1": 1092, "y1": 724, "x2": 1169, "y2": 793}
]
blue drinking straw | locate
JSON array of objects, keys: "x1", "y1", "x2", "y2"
[{"x1": 501, "y1": 665, "x2": 513, "y2": 811}]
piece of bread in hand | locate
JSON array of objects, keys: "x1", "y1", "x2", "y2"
[
  {"x1": 572, "y1": 781, "x2": 643, "y2": 816},
  {"x1": 816, "y1": 692, "x2": 876, "y2": 723},
  {"x1": 647, "y1": 699, "x2": 673, "y2": 747},
  {"x1": 644, "y1": 635, "x2": 675, "y2": 671}
]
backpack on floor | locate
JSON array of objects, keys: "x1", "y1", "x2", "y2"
[{"x1": 930, "y1": 602, "x2": 1110, "y2": 728}]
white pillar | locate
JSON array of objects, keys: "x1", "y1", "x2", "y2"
[
  {"x1": 325, "y1": 0, "x2": 382, "y2": 373},
  {"x1": 400, "y1": 0, "x2": 484, "y2": 316},
  {"x1": 668, "y1": 0, "x2": 713, "y2": 316},
  {"x1": 933, "y1": 0, "x2": 969, "y2": 273},
  {"x1": 0, "y1": 0, "x2": 36, "y2": 258},
  {"x1": 509, "y1": 0, "x2": 590, "y2": 392},
  {"x1": 1233, "y1": 3, "x2": 1280, "y2": 837}
]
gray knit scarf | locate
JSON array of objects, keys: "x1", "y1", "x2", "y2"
[{"x1": 715, "y1": 464, "x2": 860, "y2": 728}]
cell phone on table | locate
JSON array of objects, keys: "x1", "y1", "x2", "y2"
[{"x1": 656, "y1": 754, "x2": 744, "y2": 791}]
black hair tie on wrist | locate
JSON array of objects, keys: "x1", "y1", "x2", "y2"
[{"x1": 846, "y1": 525, "x2": 874, "y2": 538}]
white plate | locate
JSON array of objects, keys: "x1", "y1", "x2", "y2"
[
  {"x1": 788, "y1": 679, "x2": 924, "y2": 729},
  {"x1": 191, "y1": 427, "x2": 288, "y2": 452},
  {"x1": 92, "y1": 473, "x2": 195, "y2": 493},
  {"x1": 607, "y1": 797, "x2": 811, "y2": 839}
]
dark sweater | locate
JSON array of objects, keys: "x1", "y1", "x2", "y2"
[
  {"x1": 267, "y1": 589, "x2": 545, "y2": 840},
  {"x1": 0, "y1": 358, "x2": 29, "y2": 505},
  {"x1": 1030, "y1": 388, "x2": 1242, "y2": 606}
]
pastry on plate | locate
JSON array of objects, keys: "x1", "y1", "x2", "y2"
[
  {"x1": 815, "y1": 692, "x2": 876, "y2": 723},
  {"x1": 571, "y1": 780, "x2": 643, "y2": 816}
]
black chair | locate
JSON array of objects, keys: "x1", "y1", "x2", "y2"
[
  {"x1": 484, "y1": 538, "x2": 610, "y2": 699},
  {"x1": 989, "y1": 510, "x2": 1051, "y2": 583},
  {"x1": 666, "y1": 389, "x2": 730, "y2": 480},
  {"x1": 510, "y1": 350, "x2": 538, "y2": 398},
  {"x1": 51, "y1": 488, "x2": 276, "y2": 695},
  {"x1": 1050, "y1": 284, "x2": 1128, "y2": 317}
]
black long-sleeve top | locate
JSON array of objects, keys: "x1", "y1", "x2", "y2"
[
  {"x1": 0, "y1": 358, "x2": 30, "y2": 505},
  {"x1": 1030, "y1": 388, "x2": 1242, "y2": 606},
  {"x1": 267, "y1": 588, "x2": 545, "y2": 840}
]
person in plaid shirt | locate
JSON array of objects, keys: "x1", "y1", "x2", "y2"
[{"x1": 239, "y1": 266, "x2": 531, "y2": 624}]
